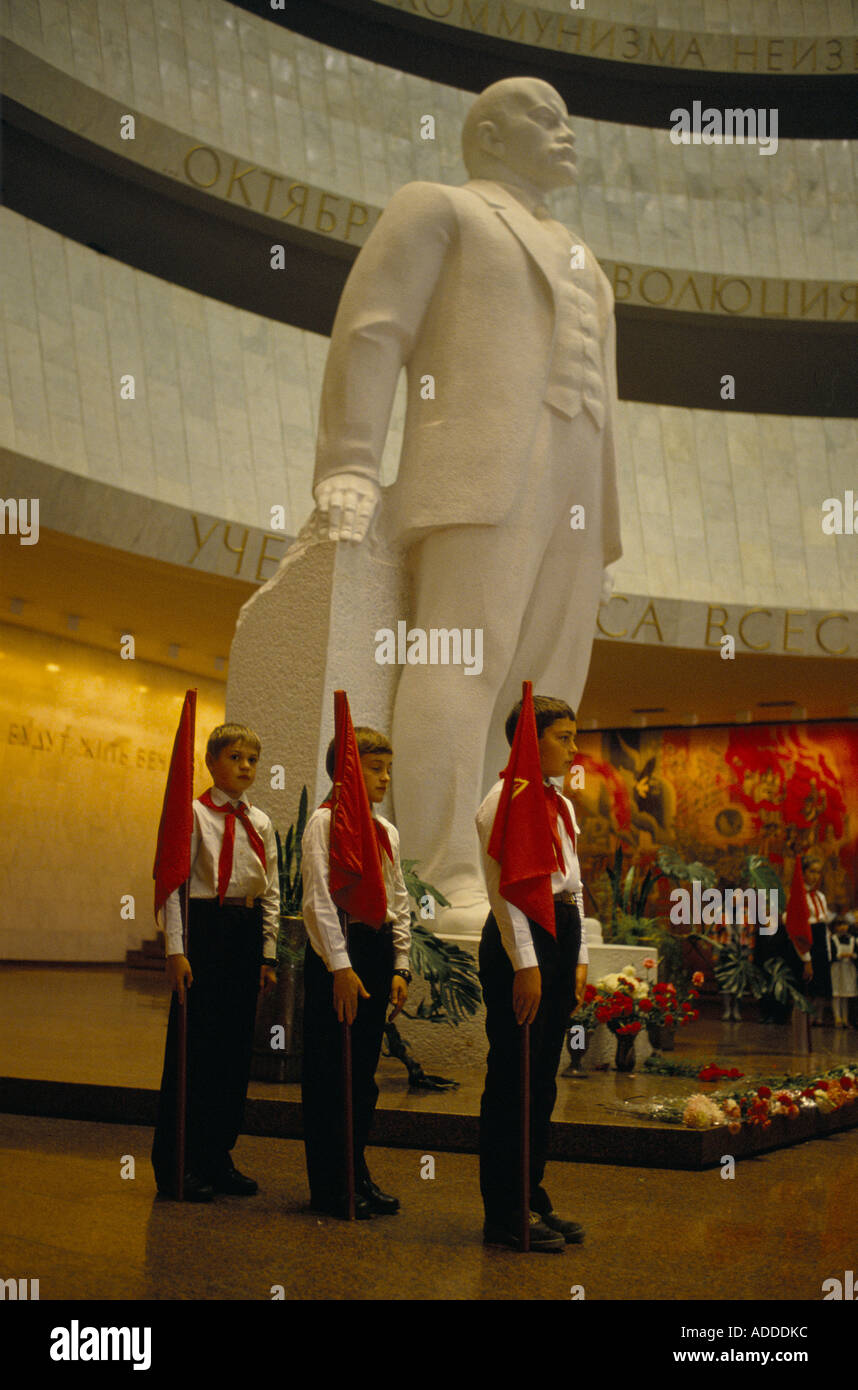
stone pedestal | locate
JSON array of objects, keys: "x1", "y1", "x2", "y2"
[{"x1": 226, "y1": 530, "x2": 406, "y2": 832}]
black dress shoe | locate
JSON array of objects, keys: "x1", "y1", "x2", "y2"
[
  {"x1": 309, "y1": 1194, "x2": 374, "y2": 1220},
  {"x1": 358, "y1": 1177, "x2": 400, "y2": 1214},
  {"x1": 157, "y1": 1173, "x2": 214, "y2": 1202},
  {"x1": 483, "y1": 1213, "x2": 564, "y2": 1253},
  {"x1": 210, "y1": 1163, "x2": 258, "y2": 1195},
  {"x1": 540, "y1": 1210, "x2": 585, "y2": 1243}
]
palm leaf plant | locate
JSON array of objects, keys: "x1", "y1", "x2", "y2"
[{"x1": 381, "y1": 861, "x2": 482, "y2": 1091}]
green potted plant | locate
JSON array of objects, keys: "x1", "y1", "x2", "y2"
[{"x1": 381, "y1": 862, "x2": 483, "y2": 1090}]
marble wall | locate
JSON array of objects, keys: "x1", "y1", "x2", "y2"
[
  {"x1": 2, "y1": 207, "x2": 857, "y2": 612},
  {"x1": 0, "y1": 622, "x2": 225, "y2": 960},
  {"x1": 2, "y1": 0, "x2": 856, "y2": 277}
]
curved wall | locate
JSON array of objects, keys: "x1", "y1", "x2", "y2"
[
  {"x1": 2, "y1": 207, "x2": 856, "y2": 620},
  {"x1": 3, "y1": 0, "x2": 856, "y2": 278}
]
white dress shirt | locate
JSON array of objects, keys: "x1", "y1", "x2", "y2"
[
  {"x1": 301, "y1": 806, "x2": 412, "y2": 973},
  {"x1": 476, "y1": 779, "x2": 589, "y2": 972},
  {"x1": 162, "y1": 786, "x2": 280, "y2": 958}
]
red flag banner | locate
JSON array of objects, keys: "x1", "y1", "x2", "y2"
[
  {"x1": 785, "y1": 854, "x2": 813, "y2": 957},
  {"x1": 326, "y1": 689, "x2": 387, "y2": 926},
  {"x1": 153, "y1": 689, "x2": 197, "y2": 919},
  {"x1": 487, "y1": 681, "x2": 557, "y2": 937}
]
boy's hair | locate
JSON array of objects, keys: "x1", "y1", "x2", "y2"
[
  {"x1": 504, "y1": 696, "x2": 576, "y2": 746},
  {"x1": 325, "y1": 725, "x2": 392, "y2": 779},
  {"x1": 801, "y1": 851, "x2": 823, "y2": 872},
  {"x1": 206, "y1": 723, "x2": 262, "y2": 760}
]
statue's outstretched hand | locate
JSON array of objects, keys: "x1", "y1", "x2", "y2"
[{"x1": 313, "y1": 473, "x2": 380, "y2": 542}]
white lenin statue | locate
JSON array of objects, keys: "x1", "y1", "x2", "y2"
[{"x1": 313, "y1": 78, "x2": 622, "y2": 929}]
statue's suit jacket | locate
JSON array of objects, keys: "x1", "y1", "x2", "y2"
[{"x1": 314, "y1": 178, "x2": 622, "y2": 567}]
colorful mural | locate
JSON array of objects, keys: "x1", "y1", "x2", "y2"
[{"x1": 573, "y1": 721, "x2": 858, "y2": 917}]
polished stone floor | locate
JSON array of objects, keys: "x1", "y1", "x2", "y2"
[
  {"x1": 3, "y1": 965, "x2": 857, "y2": 1130},
  {"x1": 1, "y1": 1113, "x2": 856, "y2": 1302},
  {"x1": 3, "y1": 965, "x2": 858, "y2": 1303}
]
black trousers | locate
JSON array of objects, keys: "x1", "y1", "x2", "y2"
[
  {"x1": 151, "y1": 898, "x2": 262, "y2": 1186},
  {"x1": 301, "y1": 925, "x2": 393, "y2": 1203},
  {"x1": 479, "y1": 901, "x2": 580, "y2": 1224}
]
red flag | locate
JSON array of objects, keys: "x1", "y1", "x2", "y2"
[
  {"x1": 326, "y1": 690, "x2": 387, "y2": 926},
  {"x1": 153, "y1": 689, "x2": 197, "y2": 919},
  {"x1": 785, "y1": 855, "x2": 812, "y2": 957},
  {"x1": 487, "y1": 681, "x2": 557, "y2": 936}
]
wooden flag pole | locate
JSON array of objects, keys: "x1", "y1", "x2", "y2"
[
  {"x1": 520, "y1": 1021, "x2": 531, "y2": 1252},
  {"x1": 339, "y1": 910, "x2": 356, "y2": 1220},
  {"x1": 175, "y1": 878, "x2": 190, "y2": 1201}
]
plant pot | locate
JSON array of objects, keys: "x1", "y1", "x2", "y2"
[
  {"x1": 647, "y1": 1023, "x2": 676, "y2": 1052},
  {"x1": 564, "y1": 1025, "x2": 594, "y2": 1075},
  {"x1": 614, "y1": 1032, "x2": 637, "y2": 1072},
  {"x1": 252, "y1": 915, "x2": 306, "y2": 1082}
]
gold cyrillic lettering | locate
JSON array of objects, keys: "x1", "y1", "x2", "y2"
[
  {"x1": 183, "y1": 145, "x2": 221, "y2": 189},
  {"x1": 799, "y1": 282, "x2": 828, "y2": 318},
  {"x1": 791, "y1": 39, "x2": 817, "y2": 71},
  {"x1": 631, "y1": 601, "x2": 665, "y2": 643},
  {"x1": 223, "y1": 526, "x2": 249, "y2": 576},
  {"x1": 816, "y1": 613, "x2": 849, "y2": 656},
  {"x1": 344, "y1": 201, "x2": 369, "y2": 241},
  {"x1": 639, "y1": 268, "x2": 674, "y2": 307},
  {"x1": 783, "y1": 610, "x2": 807, "y2": 653},
  {"x1": 315, "y1": 192, "x2": 338, "y2": 234},
  {"x1": 261, "y1": 171, "x2": 284, "y2": 214},
  {"x1": 621, "y1": 26, "x2": 641, "y2": 61},
  {"x1": 280, "y1": 183, "x2": 308, "y2": 224},
  {"x1": 189, "y1": 516, "x2": 218, "y2": 564},
  {"x1": 704, "y1": 606, "x2": 729, "y2": 647},
  {"x1": 596, "y1": 595, "x2": 629, "y2": 639},
  {"x1": 226, "y1": 160, "x2": 257, "y2": 205},
  {"x1": 255, "y1": 534, "x2": 285, "y2": 582},
  {"x1": 737, "y1": 608, "x2": 772, "y2": 652},
  {"x1": 825, "y1": 38, "x2": 842, "y2": 71},
  {"x1": 612, "y1": 264, "x2": 633, "y2": 301}
]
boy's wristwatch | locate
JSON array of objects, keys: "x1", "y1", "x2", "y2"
[{"x1": 393, "y1": 968, "x2": 412, "y2": 984}]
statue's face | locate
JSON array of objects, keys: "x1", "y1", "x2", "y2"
[{"x1": 489, "y1": 85, "x2": 576, "y2": 191}]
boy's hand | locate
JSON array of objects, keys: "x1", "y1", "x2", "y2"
[
  {"x1": 259, "y1": 963, "x2": 278, "y2": 995},
  {"x1": 332, "y1": 967, "x2": 370, "y2": 1025},
  {"x1": 167, "y1": 953, "x2": 193, "y2": 1004},
  {"x1": 575, "y1": 964, "x2": 588, "y2": 1007},
  {"x1": 513, "y1": 966, "x2": 541, "y2": 1026},
  {"x1": 388, "y1": 974, "x2": 408, "y2": 1022}
]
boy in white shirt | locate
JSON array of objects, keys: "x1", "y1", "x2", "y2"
[
  {"x1": 301, "y1": 727, "x2": 411, "y2": 1219},
  {"x1": 476, "y1": 695, "x2": 588, "y2": 1252},
  {"x1": 152, "y1": 723, "x2": 279, "y2": 1201}
]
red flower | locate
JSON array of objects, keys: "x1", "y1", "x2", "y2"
[
  {"x1": 757, "y1": 1086, "x2": 772, "y2": 1099},
  {"x1": 639, "y1": 998, "x2": 653, "y2": 1013},
  {"x1": 617, "y1": 1021, "x2": 641, "y2": 1034},
  {"x1": 692, "y1": 971, "x2": 704, "y2": 986},
  {"x1": 728, "y1": 1068, "x2": 743, "y2": 1079},
  {"x1": 841, "y1": 1077, "x2": 854, "y2": 1091},
  {"x1": 664, "y1": 1013, "x2": 675, "y2": 1027},
  {"x1": 815, "y1": 1080, "x2": 830, "y2": 1091},
  {"x1": 583, "y1": 985, "x2": 598, "y2": 1003},
  {"x1": 595, "y1": 1006, "x2": 612, "y2": 1023}
]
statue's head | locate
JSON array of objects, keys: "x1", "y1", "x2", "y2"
[{"x1": 462, "y1": 78, "x2": 576, "y2": 191}]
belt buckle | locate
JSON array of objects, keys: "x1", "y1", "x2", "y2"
[{"x1": 245, "y1": 895, "x2": 255, "y2": 908}]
